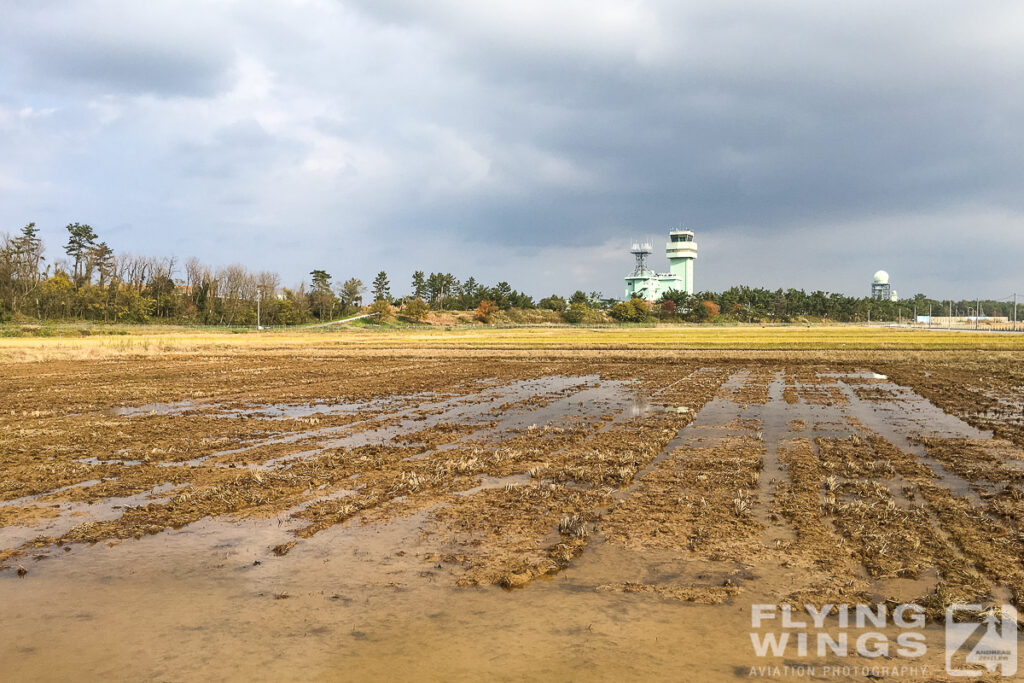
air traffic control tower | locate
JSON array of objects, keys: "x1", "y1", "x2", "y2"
[
  {"x1": 666, "y1": 229, "x2": 698, "y2": 293},
  {"x1": 624, "y1": 228, "x2": 698, "y2": 300}
]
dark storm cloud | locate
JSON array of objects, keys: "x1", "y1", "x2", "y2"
[
  {"x1": 346, "y1": 0, "x2": 1024, "y2": 244},
  {"x1": 28, "y1": 40, "x2": 234, "y2": 97},
  {"x1": 0, "y1": 1, "x2": 1022, "y2": 297},
  {"x1": 1, "y1": 1, "x2": 235, "y2": 97}
]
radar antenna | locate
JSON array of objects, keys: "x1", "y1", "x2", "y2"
[{"x1": 630, "y1": 241, "x2": 653, "y2": 275}]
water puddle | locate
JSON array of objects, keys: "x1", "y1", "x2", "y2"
[
  {"x1": 5, "y1": 480, "x2": 103, "y2": 507},
  {"x1": 78, "y1": 457, "x2": 143, "y2": 466},
  {"x1": 0, "y1": 482, "x2": 180, "y2": 550},
  {"x1": 836, "y1": 379, "x2": 986, "y2": 499},
  {"x1": 114, "y1": 399, "x2": 203, "y2": 416}
]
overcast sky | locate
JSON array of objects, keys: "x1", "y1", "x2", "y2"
[{"x1": 2, "y1": 1, "x2": 1022, "y2": 299}]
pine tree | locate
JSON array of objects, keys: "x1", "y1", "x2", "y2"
[
  {"x1": 411, "y1": 270, "x2": 426, "y2": 299},
  {"x1": 64, "y1": 222, "x2": 97, "y2": 287},
  {"x1": 309, "y1": 269, "x2": 332, "y2": 292},
  {"x1": 372, "y1": 271, "x2": 391, "y2": 302}
]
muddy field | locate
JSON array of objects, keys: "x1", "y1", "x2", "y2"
[{"x1": 1, "y1": 338, "x2": 1023, "y2": 681}]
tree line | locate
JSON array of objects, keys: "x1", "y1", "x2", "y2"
[
  {"x1": 0, "y1": 223, "x2": 537, "y2": 325},
  {"x1": 611, "y1": 286, "x2": 1019, "y2": 324},
  {"x1": 2, "y1": 222, "x2": 1016, "y2": 325},
  {"x1": 699, "y1": 286, "x2": 1018, "y2": 323}
]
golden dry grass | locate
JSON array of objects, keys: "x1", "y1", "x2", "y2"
[{"x1": 0, "y1": 324, "x2": 1022, "y2": 362}]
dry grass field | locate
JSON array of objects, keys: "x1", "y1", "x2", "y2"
[
  {"x1": 1, "y1": 325, "x2": 1022, "y2": 681},
  {"x1": 2, "y1": 324, "x2": 1024, "y2": 361}
]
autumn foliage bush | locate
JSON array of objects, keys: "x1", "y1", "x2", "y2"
[{"x1": 475, "y1": 299, "x2": 499, "y2": 323}]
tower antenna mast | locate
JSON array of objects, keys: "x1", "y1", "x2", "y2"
[{"x1": 630, "y1": 241, "x2": 653, "y2": 275}]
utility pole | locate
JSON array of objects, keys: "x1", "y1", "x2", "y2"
[
  {"x1": 257, "y1": 288, "x2": 262, "y2": 330},
  {"x1": 976, "y1": 298, "x2": 980, "y2": 330},
  {"x1": 1015, "y1": 293, "x2": 1018, "y2": 332},
  {"x1": 948, "y1": 301, "x2": 952, "y2": 330}
]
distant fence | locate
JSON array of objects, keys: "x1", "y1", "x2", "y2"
[{"x1": 909, "y1": 323, "x2": 1023, "y2": 333}]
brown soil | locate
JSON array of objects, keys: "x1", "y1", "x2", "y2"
[{"x1": 2, "y1": 347, "x2": 1023, "y2": 680}]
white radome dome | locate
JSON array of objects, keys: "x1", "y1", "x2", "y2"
[{"x1": 873, "y1": 270, "x2": 890, "y2": 285}]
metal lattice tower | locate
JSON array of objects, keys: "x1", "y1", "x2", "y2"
[{"x1": 630, "y1": 241, "x2": 653, "y2": 275}]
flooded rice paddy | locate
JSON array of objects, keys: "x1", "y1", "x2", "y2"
[{"x1": 1, "y1": 349, "x2": 1023, "y2": 680}]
